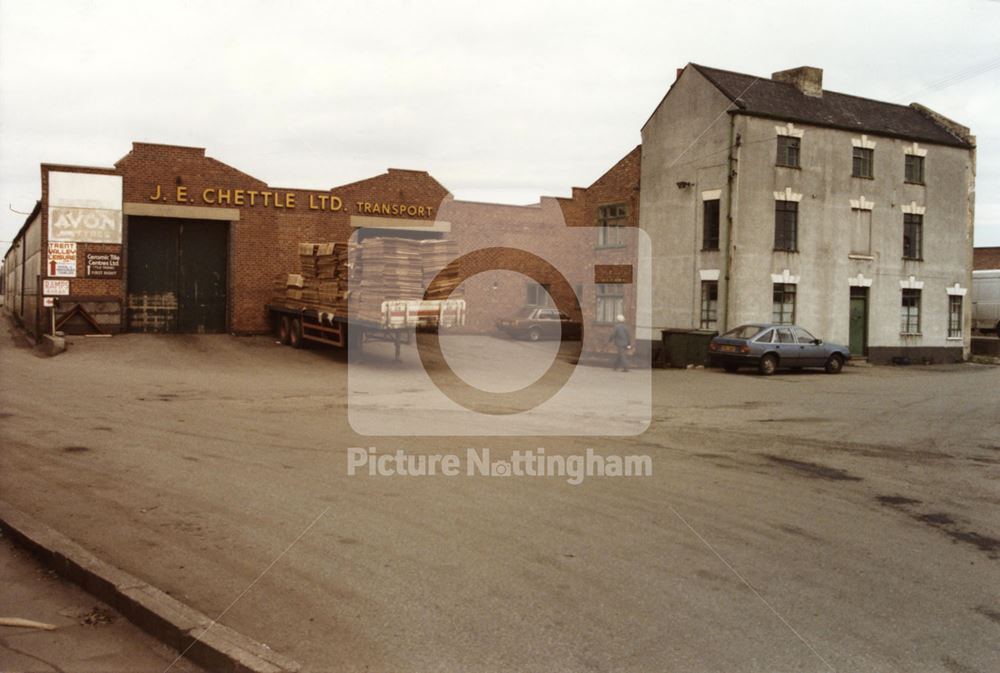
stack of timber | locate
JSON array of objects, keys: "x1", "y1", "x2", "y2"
[
  {"x1": 352, "y1": 238, "x2": 424, "y2": 322},
  {"x1": 274, "y1": 237, "x2": 463, "y2": 323},
  {"x1": 421, "y1": 238, "x2": 462, "y2": 300}
]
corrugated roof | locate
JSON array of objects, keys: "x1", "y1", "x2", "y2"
[{"x1": 691, "y1": 64, "x2": 972, "y2": 148}]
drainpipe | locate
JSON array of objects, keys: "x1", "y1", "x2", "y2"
[{"x1": 723, "y1": 114, "x2": 740, "y2": 332}]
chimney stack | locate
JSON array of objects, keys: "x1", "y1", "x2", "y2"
[{"x1": 771, "y1": 66, "x2": 823, "y2": 97}]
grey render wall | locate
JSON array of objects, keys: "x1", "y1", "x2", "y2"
[
  {"x1": 639, "y1": 66, "x2": 975, "y2": 360},
  {"x1": 731, "y1": 114, "x2": 974, "y2": 354},
  {"x1": 638, "y1": 67, "x2": 734, "y2": 338}
]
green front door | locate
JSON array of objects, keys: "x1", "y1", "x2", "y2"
[{"x1": 849, "y1": 288, "x2": 868, "y2": 356}]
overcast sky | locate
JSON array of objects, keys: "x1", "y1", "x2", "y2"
[{"x1": 1, "y1": 0, "x2": 998, "y2": 248}]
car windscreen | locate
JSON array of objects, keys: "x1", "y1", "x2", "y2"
[{"x1": 722, "y1": 324, "x2": 765, "y2": 340}]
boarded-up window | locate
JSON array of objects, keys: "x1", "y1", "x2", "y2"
[
  {"x1": 851, "y1": 208, "x2": 872, "y2": 255},
  {"x1": 594, "y1": 265, "x2": 633, "y2": 284}
]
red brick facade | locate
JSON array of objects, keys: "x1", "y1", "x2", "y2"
[
  {"x1": 13, "y1": 141, "x2": 641, "y2": 353},
  {"x1": 559, "y1": 145, "x2": 642, "y2": 353},
  {"x1": 34, "y1": 143, "x2": 447, "y2": 334}
]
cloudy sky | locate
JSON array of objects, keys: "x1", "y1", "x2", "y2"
[{"x1": 1, "y1": 0, "x2": 998, "y2": 248}]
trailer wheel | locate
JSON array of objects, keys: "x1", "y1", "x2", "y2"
[
  {"x1": 289, "y1": 318, "x2": 303, "y2": 349},
  {"x1": 278, "y1": 316, "x2": 292, "y2": 345}
]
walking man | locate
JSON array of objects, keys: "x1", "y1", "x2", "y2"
[{"x1": 609, "y1": 314, "x2": 632, "y2": 372}]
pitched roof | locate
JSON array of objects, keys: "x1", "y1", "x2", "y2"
[{"x1": 690, "y1": 63, "x2": 972, "y2": 148}]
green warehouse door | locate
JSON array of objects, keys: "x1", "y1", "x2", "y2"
[
  {"x1": 177, "y1": 221, "x2": 228, "y2": 333},
  {"x1": 849, "y1": 287, "x2": 868, "y2": 357},
  {"x1": 127, "y1": 217, "x2": 228, "y2": 333}
]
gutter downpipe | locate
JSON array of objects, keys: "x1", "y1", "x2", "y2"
[{"x1": 723, "y1": 112, "x2": 740, "y2": 333}]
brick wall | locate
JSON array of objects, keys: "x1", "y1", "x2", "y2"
[
  {"x1": 974, "y1": 246, "x2": 1000, "y2": 270},
  {"x1": 45, "y1": 143, "x2": 448, "y2": 333},
  {"x1": 30, "y1": 141, "x2": 640, "y2": 344},
  {"x1": 441, "y1": 198, "x2": 589, "y2": 334},
  {"x1": 39, "y1": 163, "x2": 121, "y2": 333},
  {"x1": 560, "y1": 145, "x2": 642, "y2": 354}
]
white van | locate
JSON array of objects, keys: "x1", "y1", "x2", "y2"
[{"x1": 972, "y1": 270, "x2": 1000, "y2": 336}]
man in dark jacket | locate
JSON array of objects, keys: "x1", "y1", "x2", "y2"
[{"x1": 609, "y1": 314, "x2": 632, "y2": 372}]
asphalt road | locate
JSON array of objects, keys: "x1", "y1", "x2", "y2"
[{"x1": 1, "y1": 325, "x2": 998, "y2": 673}]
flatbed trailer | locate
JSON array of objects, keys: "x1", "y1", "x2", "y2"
[{"x1": 266, "y1": 298, "x2": 465, "y2": 361}]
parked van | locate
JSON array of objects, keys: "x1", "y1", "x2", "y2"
[{"x1": 972, "y1": 270, "x2": 1000, "y2": 337}]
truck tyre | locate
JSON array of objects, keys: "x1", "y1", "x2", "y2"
[
  {"x1": 528, "y1": 327, "x2": 541, "y2": 342},
  {"x1": 758, "y1": 353, "x2": 778, "y2": 376},
  {"x1": 825, "y1": 354, "x2": 845, "y2": 374},
  {"x1": 278, "y1": 316, "x2": 292, "y2": 345},
  {"x1": 289, "y1": 318, "x2": 303, "y2": 349}
]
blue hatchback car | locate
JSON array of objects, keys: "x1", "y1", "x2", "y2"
[{"x1": 708, "y1": 324, "x2": 851, "y2": 375}]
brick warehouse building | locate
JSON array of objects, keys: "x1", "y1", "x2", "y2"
[{"x1": 2, "y1": 141, "x2": 641, "y2": 357}]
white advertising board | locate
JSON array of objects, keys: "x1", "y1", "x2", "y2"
[
  {"x1": 48, "y1": 172, "x2": 123, "y2": 244},
  {"x1": 47, "y1": 241, "x2": 77, "y2": 277},
  {"x1": 43, "y1": 279, "x2": 70, "y2": 296}
]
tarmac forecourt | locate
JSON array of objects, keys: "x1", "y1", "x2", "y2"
[{"x1": 0, "y1": 499, "x2": 303, "y2": 673}]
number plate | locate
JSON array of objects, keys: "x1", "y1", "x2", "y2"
[{"x1": 720, "y1": 345, "x2": 737, "y2": 353}]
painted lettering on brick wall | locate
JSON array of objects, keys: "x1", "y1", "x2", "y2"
[
  {"x1": 148, "y1": 184, "x2": 434, "y2": 217},
  {"x1": 355, "y1": 202, "x2": 435, "y2": 218},
  {"x1": 49, "y1": 207, "x2": 123, "y2": 243},
  {"x1": 148, "y1": 184, "x2": 312, "y2": 209}
]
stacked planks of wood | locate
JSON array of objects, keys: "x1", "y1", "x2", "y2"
[{"x1": 273, "y1": 237, "x2": 463, "y2": 323}]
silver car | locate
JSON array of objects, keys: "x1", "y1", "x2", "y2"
[{"x1": 708, "y1": 323, "x2": 851, "y2": 375}]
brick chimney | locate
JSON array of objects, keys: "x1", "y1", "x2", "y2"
[{"x1": 772, "y1": 66, "x2": 823, "y2": 97}]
